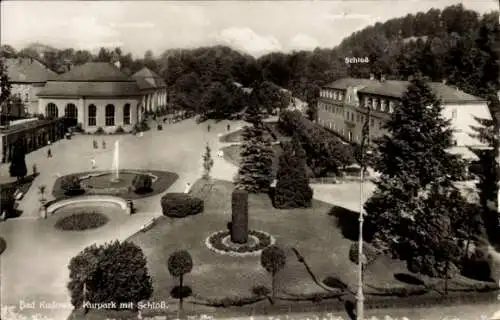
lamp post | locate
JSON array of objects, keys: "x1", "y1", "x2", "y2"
[{"x1": 357, "y1": 106, "x2": 372, "y2": 320}]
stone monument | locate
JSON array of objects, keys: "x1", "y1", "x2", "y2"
[{"x1": 231, "y1": 189, "x2": 248, "y2": 244}]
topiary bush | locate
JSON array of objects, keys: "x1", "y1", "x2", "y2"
[
  {"x1": 60, "y1": 175, "x2": 84, "y2": 196},
  {"x1": 231, "y1": 189, "x2": 248, "y2": 244},
  {"x1": 115, "y1": 126, "x2": 125, "y2": 134},
  {"x1": 67, "y1": 240, "x2": 153, "y2": 309},
  {"x1": 132, "y1": 174, "x2": 153, "y2": 194},
  {"x1": 157, "y1": 124, "x2": 163, "y2": 131},
  {"x1": 95, "y1": 127, "x2": 105, "y2": 135},
  {"x1": 161, "y1": 193, "x2": 204, "y2": 218},
  {"x1": 349, "y1": 241, "x2": 380, "y2": 266}
]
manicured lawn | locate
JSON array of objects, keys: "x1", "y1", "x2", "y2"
[
  {"x1": 127, "y1": 179, "x2": 495, "y2": 315},
  {"x1": 51, "y1": 170, "x2": 178, "y2": 200},
  {"x1": 222, "y1": 144, "x2": 283, "y2": 177}
]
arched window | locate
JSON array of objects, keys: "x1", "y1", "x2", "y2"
[
  {"x1": 123, "y1": 104, "x2": 131, "y2": 125},
  {"x1": 88, "y1": 104, "x2": 96, "y2": 126},
  {"x1": 105, "y1": 104, "x2": 115, "y2": 126},
  {"x1": 45, "y1": 103, "x2": 58, "y2": 118},
  {"x1": 65, "y1": 103, "x2": 78, "y2": 119}
]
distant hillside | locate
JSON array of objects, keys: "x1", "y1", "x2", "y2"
[{"x1": 257, "y1": 3, "x2": 499, "y2": 114}]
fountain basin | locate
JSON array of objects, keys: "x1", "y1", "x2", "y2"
[{"x1": 79, "y1": 170, "x2": 158, "y2": 195}]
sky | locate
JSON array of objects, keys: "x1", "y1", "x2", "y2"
[{"x1": 1, "y1": 0, "x2": 498, "y2": 58}]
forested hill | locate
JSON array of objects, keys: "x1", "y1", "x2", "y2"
[{"x1": 258, "y1": 4, "x2": 500, "y2": 108}]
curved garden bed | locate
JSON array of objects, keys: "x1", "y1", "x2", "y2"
[
  {"x1": 46, "y1": 195, "x2": 129, "y2": 215},
  {"x1": 205, "y1": 229, "x2": 275, "y2": 257},
  {"x1": 55, "y1": 212, "x2": 109, "y2": 231},
  {"x1": 52, "y1": 170, "x2": 178, "y2": 200}
]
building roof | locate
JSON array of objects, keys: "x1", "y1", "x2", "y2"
[
  {"x1": 325, "y1": 77, "x2": 485, "y2": 104},
  {"x1": 55, "y1": 62, "x2": 132, "y2": 82},
  {"x1": 357, "y1": 80, "x2": 485, "y2": 104},
  {"x1": 37, "y1": 81, "x2": 141, "y2": 98},
  {"x1": 0, "y1": 119, "x2": 58, "y2": 135},
  {"x1": 37, "y1": 62, "x2": 141, "y2": 97},
  {"x1": 324, "y1": 78, "x2": 377, "y2": 90},
  {"x1": 132, "y1": 67, "x2": 167, "y2": 89},
  {"x1": 4, "y1": 58, "x2": 58, "y2": 83}
]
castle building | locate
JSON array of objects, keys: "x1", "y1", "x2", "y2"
[
  {"x1": 2, "y1": 57, "x2": 58, "y2": 117},
  {"x1": 317, "y1": 76, "x2": 491, "y2": 159}
]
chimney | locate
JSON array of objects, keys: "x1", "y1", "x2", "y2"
[
  {"x1": 369, "y1": 73, "x2": 375, "y2": 80},
  {"x1": 114, "y1": 60, "x2": 121, "y2": 70}
]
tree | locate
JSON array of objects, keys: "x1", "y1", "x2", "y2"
[
  {"x1": 305, "y1": 84, "x2": 320, "y2": 121},
  {"x1": 364, "y1": 77, "x2": 470, "y2": 275},
  {"x1": 9, "y1": 144, "x2": 27, "y2": 182},
  {"x1": 0, "y1": 59, "x2": 12, "y2": 107},
  {"x1": 168, "y1": 250, "x2": 193, "y2": 313},
  {"x1": 234, "y1": 117, "x2": 274, "y2": 193},
  {"x1": 202, "y1": 143, "x2": 214, "y2": 181},
  {"x1": 67, "y1": 241, "x2": 153, "y2": 309},
  {"x1": 38, "y1": 184, "x2": 46, "y2": 202},
  {"x1": 260, "y1": 245, "x2": 286, "y2": 299},
  {"x1": 274, "y1": 135, "x2": 313, "y2": 209}
]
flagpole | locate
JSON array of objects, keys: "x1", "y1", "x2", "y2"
[{"x1": 357, "y1": 107, "x2": 370, "y2": 320}]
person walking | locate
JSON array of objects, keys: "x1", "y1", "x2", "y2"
[
  {"x1": 226, "y1": 123, "x2": 231, "y2": 131},
  {"x1": 102, "y1": 140, "x2": 106, "y2": 149},
  {"x1": 207, "y1": 124, "x2": 211, "y2": 132},
  {"x1": 184, "y1": 182, "x2": 191, "y2": 194},
  {"x1": 47, "y1": 148, "x2": 52, "y2": 158},
  {"x1": 91, "y1": 158, "x2": 96, "y2": 169},
  {"x1": 93, "y1": 140, "x2": 98, "y2": 149}
]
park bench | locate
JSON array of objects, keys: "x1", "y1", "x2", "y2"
[{"x1": 140, "y1": 218, "x2": 156, "y2": 232}]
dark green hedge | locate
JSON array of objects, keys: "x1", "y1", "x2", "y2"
[{"x1": 161, "y1": 193, "x2": 204, "y2": 218}]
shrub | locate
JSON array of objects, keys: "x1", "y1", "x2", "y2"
[
  {"x1": 73, "y1": 123, "x2": 84, "y2": 133},
  {"x1": 55, "y1": 212, "x2": 109, "y2": 231},
  {"x1": 115, "y1": 126, "x2": 125, "y2": 134},
  {"x1": 278, "y1": 110, "x2": 354, "y2": 176},
  {"x1": 161, "y1": 193, "x2": 203, "y2": 218},
  {"x1": 95, "y1": 127, "x2": 105, "y2": 135},
  {"x1": 67, "y1": 240, "x2": 153, "y2": 309},
  {"x1": 349, "y1": 241, "x2": 380, "y2": 266},
  {"x1": 368, "y1": 286, "x2": 429, "y2": 297},
  {"x1": 462, "y1": 246, "x2": 493, "y2": 281},
  {"x1": 157, "y1": 124, "x2": 163, "y2": 130},
  {"x1": 134, "y1": 120, "x2": 150, "y2": 132},
  {"x1": 132, "y1": 174, "x2": 153, "y2": 194},
  {"x1": 0, "y1": 237, "x2": 6, "y2": 254},
  {"x1": 60, "y1": 175, "x2": 84, "y2": 196},
  {"x1": 202, "y1": 296, "x2": 263, "y2": 307},
  {"x1": 322, "y1": 276, "x2": 349, "y2": 291},
  {"x1": 231, "y1": 189, "x2": 248, "y2": 243}
]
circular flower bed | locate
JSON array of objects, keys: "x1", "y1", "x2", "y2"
[
  {"x1": 205, "y1": 230, "x2": 275, "y2": 257},
  {"x1": 55, "y1": 212, "x2": 109, "y2": 231}
]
